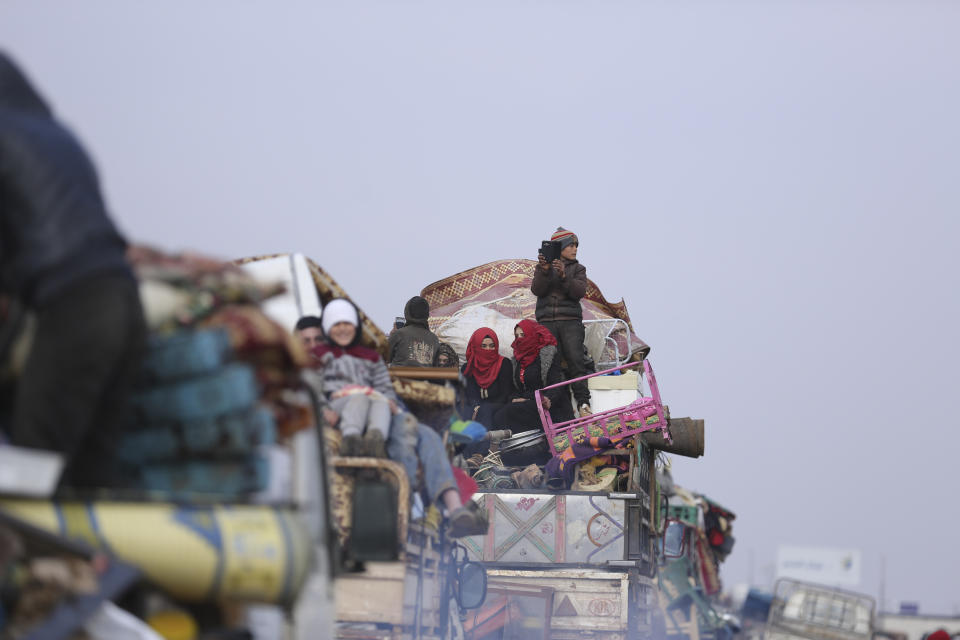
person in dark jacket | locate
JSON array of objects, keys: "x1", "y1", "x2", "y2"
[
  {"x1": 388, "y1": 295, "x2": 440, "y2": 367},
  {"x1": 531, "y1": 227, "x2": 591, "y2": 415},
  {"x1": 0, "y1": 52, "x2": 146, "y2": 488},
  {"x1": 461, "y1": 327, "x2": 513, "y2": 427},
  {"x1": 492, "y1": 319, "x2": 574, "y2": 431}
]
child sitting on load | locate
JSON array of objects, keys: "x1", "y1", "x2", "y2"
[
  {"x1": 314, "y1": 298, "x2": 398, "y2": 458},
  {"x1": 312, "y1": 300, "x2": 489, "y2": 537}
]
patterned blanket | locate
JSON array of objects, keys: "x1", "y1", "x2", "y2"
[{"x1": 420, "y1": 259, "x2": 649, "y2": 364}]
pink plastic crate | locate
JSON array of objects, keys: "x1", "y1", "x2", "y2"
[{"x1": 536, "y1": 359, "x2": 670, "y2": 457}]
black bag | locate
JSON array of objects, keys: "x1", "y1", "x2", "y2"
[
  {"x1": 350, "y1": 481, "x2": 398, "y2": 562},
  {"x1": 498, "y1": 430, "x2": 551, "y2": 467}
]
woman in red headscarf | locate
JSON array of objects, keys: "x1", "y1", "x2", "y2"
[
  {"x1": 461, "y1": 327, "x2": 514, "y2": 428},
  {"x1": 491, "y1": 318, "x2": 575, "y2": 431}
]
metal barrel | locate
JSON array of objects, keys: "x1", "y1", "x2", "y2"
[{"x1": 640, "y1": 417, "x2": 704, "y2": 458}]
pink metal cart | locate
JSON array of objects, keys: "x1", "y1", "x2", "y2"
[{"x1": 535, "y1": 360, "x2": 670, "y2": 457}]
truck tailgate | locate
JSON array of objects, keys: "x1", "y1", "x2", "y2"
[{"x1": 484, "y1": 568, "x2": 635, "y2": 638}]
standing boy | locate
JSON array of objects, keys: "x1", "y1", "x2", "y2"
[{"x1": 531, "y1": 227, "x2": 591, "y2": 415}]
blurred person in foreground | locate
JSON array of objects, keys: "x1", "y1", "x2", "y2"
[{"x1": 0, "y1": 52, "x2": 146, "y2": 488}]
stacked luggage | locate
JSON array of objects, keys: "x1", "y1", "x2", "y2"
[{"x1": 117, "y1": 327, "x2": 277, "y2": 499}]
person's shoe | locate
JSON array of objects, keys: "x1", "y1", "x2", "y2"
[
  {"x1": 579, "y1": 403, "x2": 592, "y2": 417},
  {"x1": 363, "y1": 430, "x2": 388, "y2": 459},
  {"x1": 340, "y1": 434, "x2": 363, "y2": 457},
  {"x1": 448, "y1": 502, "x2": 490, "y2": 538}
]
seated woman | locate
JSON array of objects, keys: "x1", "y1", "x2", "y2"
[
  {"x1": 492, "y1": 319, "x2": 575, "y2": 432},
  {"x1": 434, "y1": 342, "x2": 459, "y2": 369},
  {"x1": 461, "y1": 328, "x2": 513, "y2": 428}
]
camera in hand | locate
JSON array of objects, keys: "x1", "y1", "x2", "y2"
[{"x1": 539, "y1": 240, "x2": 562, "y2": 262}]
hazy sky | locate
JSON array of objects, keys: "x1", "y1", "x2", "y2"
[{"x1": 4, "y1": 1, "x2": 958, "y2": 615}]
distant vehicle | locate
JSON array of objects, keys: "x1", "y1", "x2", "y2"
[{"x1": 763, "y1": 578, "x2": 875, "y2": 640}]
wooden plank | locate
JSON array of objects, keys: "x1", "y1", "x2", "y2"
[
  {"x1": 336, "y1": 574, "x2": 405, "y2": 624},
  {"x1": 388, "y1": 366, "x2": 460, "y2": 380},
  {"x1": 335, "y1": 561, "x2": 444, "y2": 629}
]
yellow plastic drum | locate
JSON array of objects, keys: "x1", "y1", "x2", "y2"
[
  {"x1": 147, "y1": 610, "x2": 199, "y2": 640},
  {"x1": 0, "y1": 500, "x2": 312, "y2": 604}
]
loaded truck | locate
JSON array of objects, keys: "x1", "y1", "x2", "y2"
[{"x1": 415, "y1": 259, "x2": 719, "y2": 640}]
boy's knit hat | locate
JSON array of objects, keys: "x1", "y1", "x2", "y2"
[{"x1": 551, "y1": 227, "x2": 579, "y2": 249}]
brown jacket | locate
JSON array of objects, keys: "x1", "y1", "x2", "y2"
[{"x1": 531, "y1": 258, "x2": 587, "y2": 322}]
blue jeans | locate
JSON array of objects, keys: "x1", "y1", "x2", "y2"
[{"x1": 387, "y1": 412, "x2": 456, "y2": 505}]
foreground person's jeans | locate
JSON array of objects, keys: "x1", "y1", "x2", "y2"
[{"x1": 386, "y1": 412, "x2": 456, "y2": 504}]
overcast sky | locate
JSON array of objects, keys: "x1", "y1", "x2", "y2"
[{"x1": 4, "y1": 0, "x2": 958, "y2": 615}]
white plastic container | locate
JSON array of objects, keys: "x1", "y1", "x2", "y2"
[{"x1": 587, "y1": 370, "x2": 640, "y2": 414}]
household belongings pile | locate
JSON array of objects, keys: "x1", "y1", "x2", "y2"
[
  {"x1": 463, "y1": 399, "x2": 661, "y2": 492},
  {"x1": 422, "y1": 259, "x2": 664, "y2": 492},
  {"x1": 116, "y1": 246, "x2": 312, "y2": 499},
  {"x1": 420, "y1": 259, "x2": 650, "y2": 368},
  {"x1": 0, "y1": 518, "x2": 146, "y2": 640},
  {"x1": 457, "y1": 364, "x2": 669, "y2": 492},
  {"x1": 0, "y1": 502, "x2": 310, "y2": 638}
]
